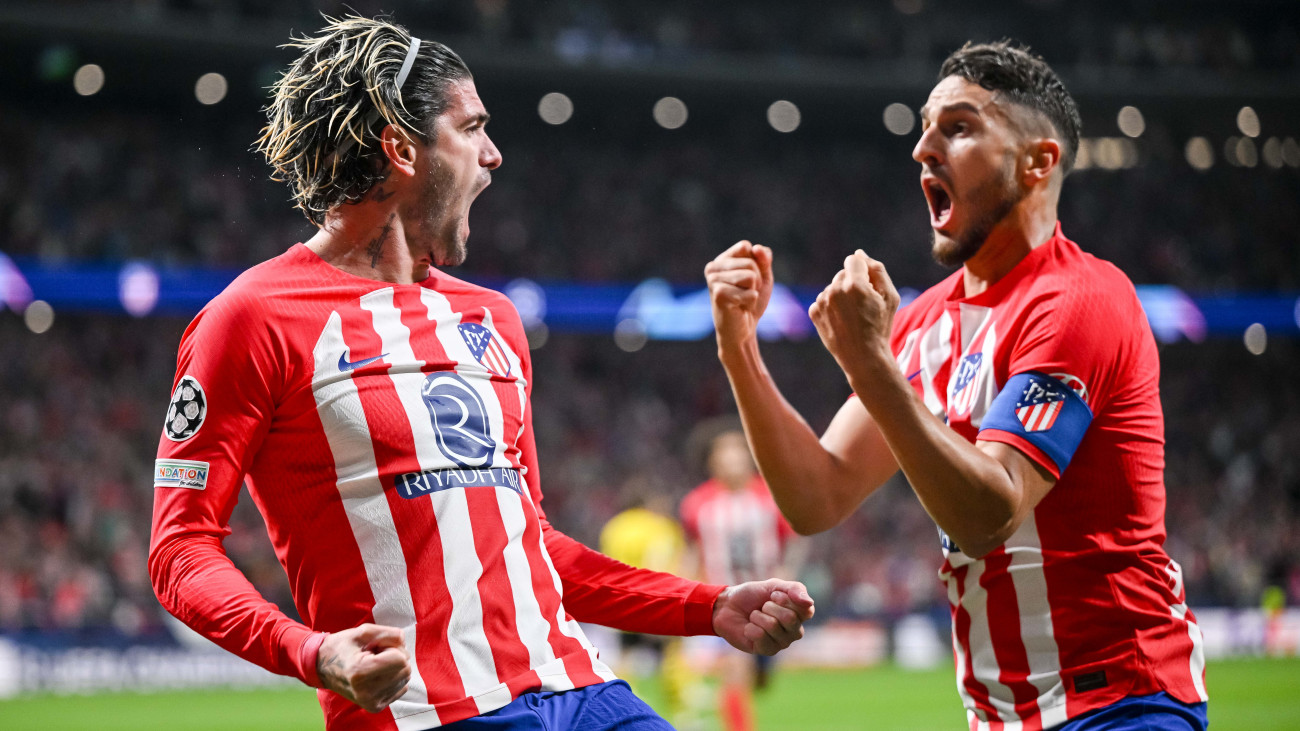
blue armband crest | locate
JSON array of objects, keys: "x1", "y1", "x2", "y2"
[{"x1": 980, "y1": 371, "x2": 1093, "y2": 474}]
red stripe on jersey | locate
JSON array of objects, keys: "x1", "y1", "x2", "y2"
[
  {"x1": 464, "y1": 487, "x2": 532, "y2": 680},
  {"x1": 506, "y1": 669, "x2": 544, "y2": 698},
  {"x1": 952, "y1": 565, "x2": 999, "y2": 724},
  {"x1": 516, "y1": 498, "x2": 603, "y2": 686},
  {"x1": 979, "y1": 549, "x2": 1044, "y2": 730},
  {"x1": 340, "y1": 304, "x2": 467, "y2": 716},
  {"x1": 489, "y1": 379, "x2": 525, "y2": 472},
  {"x1": 249, "y1": 385, "x2": 381, "y2": 634}
]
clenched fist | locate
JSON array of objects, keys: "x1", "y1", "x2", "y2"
[
  {"x1": 318, "y1": 623, "x2": 412, "y2": 713},
  {"x1": 809, "y1": 250, "x2": 901, "y2": 375},
  {"x1": 705, "y1": 240, "x2": 774, "y2": 353}
]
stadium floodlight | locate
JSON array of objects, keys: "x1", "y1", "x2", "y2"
[
  {"x1": 1236, "y1": 106, "x2": 1261, "y2": 138},
  {"x1": 1243, "y1": 323, "x2": 1267, "y2": 355},
  {"x1": 653, "y1": 97, "x2": 688, "y2": 130},
  {"x1": 1235, "y1": 137, "x2": 1259, "y2": 168},
  {"x1": 24, "y1": 300, "x2": 54, "y2": 334},
  {"x1": 73, "y1": 64, "x2": 104, "y2": 96},
  {"x1": 538, "y1": 92, "x2": 574, "y2": 125},
  {"x1": 613, "y1": 318, "x2": 648, "y2": 352},
  {"x1": 767, "y1": 100, "x2": 801, "y2": 133},
  {"x1": 1262, "y1": 137, "x2": 1284, "y2": 169},
  {"x1": 1185, "y1": 137, "x2": 1214, "y2": 170},
  {"x1": 195, "y1": 73, "x2": 228, "y2": 105},
  {"x1": 882, "y1": 103, "x2": 914, "y2": 136},
  {"x1": 1282, "y1": 138, "x2": 1300, "y2": 168},
  {"x1": 1117, "y1": 106, "x2": 1145, "y2": 138}
]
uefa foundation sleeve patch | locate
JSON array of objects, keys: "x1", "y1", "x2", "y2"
[
  {"x1": 155, "y1": 459, "x2": 210, "y2": 490},
  {"x1": 980, "y1": 371, "x2": 1093, "y2": 474}
]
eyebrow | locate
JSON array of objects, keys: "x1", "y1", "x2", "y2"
[
  {"x1": 918, "y1": 101, "x2": 982, "y2": 121},
  {"x1": 466, "y1": 112, "x2": 491, "y2": 127}
]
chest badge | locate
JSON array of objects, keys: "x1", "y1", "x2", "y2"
[
  {"x1": 458, "y1": 322, "x2": 511, "y2": 378},
  {"x1": 949, "y1": 352, "x2": 984, "y2": 416}
]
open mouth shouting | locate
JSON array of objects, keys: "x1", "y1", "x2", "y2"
[{"x1": 922, "y1": 174, "x2": 954, "y2": 230}]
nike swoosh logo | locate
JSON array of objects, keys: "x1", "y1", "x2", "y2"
[{"x1": 338, "y1": 352, "x2": 389, "y2": 371}]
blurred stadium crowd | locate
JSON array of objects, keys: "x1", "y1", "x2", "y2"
[
  {"x1": 2, "y1": 107, "x2": 1297, "y2": 292},
  {"x1": 0, "y1": 0, "x2": 1297, "y2": 648},
  {"x1": 0, "y1": 316, "x2": 1296, "y2": 637},
  {"x1": 54, "y1": 0, "x2": 1300, "y2": 72}
]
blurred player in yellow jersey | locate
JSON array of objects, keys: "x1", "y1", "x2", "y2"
[
  {"x1": 600, "y1": 478, "x2": 701, "y2": 727},
  {"x1": 682, "y1": 420, "x2": 803, "y2": 731}
]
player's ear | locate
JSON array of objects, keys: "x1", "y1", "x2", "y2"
[
  {"x1": 1023, "y1": 137, "x2": 1061, "y2": 187},
  {"x1": 378, "y1": 123, "x2": 418, "y2": 178}
]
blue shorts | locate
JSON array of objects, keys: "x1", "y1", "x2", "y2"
[
  {"x1": 438, "y1": 680, "x2": 672, "y2": 731},
  {"x1": 1051, "y1": 692, "x2": 1209, "y2": 731}
]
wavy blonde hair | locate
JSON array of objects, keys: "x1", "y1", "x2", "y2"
[{"x1": 255, "y1": 15, "x2": 471, "y2": 225}]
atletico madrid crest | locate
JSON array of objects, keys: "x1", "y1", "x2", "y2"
[
  {"x1": 949, "y1": 353, "x2": 983, "y2": 415},
  {"x1": 458, "y1": 322, "x2": 512, "y2": 378},
  {"x1": 1015, "y1": 377, "x2": 1068, "y2": 432}
]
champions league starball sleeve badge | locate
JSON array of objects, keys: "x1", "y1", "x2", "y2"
[{"x1": 163, "y1": 375, "x2": 208, "y2": 441}]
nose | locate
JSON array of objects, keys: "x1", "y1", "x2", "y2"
[
  {"x1": 912, "y1": 124, "x2": 942, "y2": 168},
  {"x1": 481, "y1": 133, "x2": 502, "y2": 170}
]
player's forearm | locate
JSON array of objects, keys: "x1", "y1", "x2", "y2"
[
  {"x1": 148, "y1": 532, "x2": 325, "y2": 686},
  {"x1": 719, "y1": 336, "x2": 869, "y2": 534},
  {"x1": 845, "y1": 356, "x2": 1020, "y2": 558}
]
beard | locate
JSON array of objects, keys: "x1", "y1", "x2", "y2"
[
  {"x1": 409, "y1": 159, "x2": 469, "y2": 267},
  {"x1": 931, "y1": 156, "x2": 1024, "y2": 268}
]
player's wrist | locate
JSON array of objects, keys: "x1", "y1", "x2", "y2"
[
  {"x1": 843, "y1": 347, "x2": 904, "y2": 400},
  {"x1": 716, "y1": 333, "x2": 761, "y2": 371}
]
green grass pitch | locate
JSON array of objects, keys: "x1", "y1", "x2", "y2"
[{"x1": 2, "y1": 657, "x2": 1296, "y2": 730}]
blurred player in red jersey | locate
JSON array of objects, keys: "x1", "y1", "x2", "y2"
[
  {"x1": 706, "y1": 41, "x2": 1208, "y2": 731},
  {"x1": 148, "y1": 15, "x2": 813, "y2": 731},
  {"x1": 680, "y1": 423, "x2": 801, "y2": 731}
]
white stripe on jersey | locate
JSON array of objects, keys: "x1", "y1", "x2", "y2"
[
  {"x1": 1172, "y1": 602, "x2": 1209, "y2": 701},
  {"x1": 358, "y1": 288, "x2": 442, "y2": 470},
  {"x1": 948, "y1": 577, "x2": 978, "y2": 724},
  {"x1": 419, "y1": 290, "x2": 512, "y2": 471},
  {"x1": 430, "y1": 487, "x2": 500, "y2": 709},
  {"x1": 310, "y1": 310, "x2": 431, "y2": 716},
  {"x1": 495, "y1": 487, "x2": 560, "y2": 669},
  {"x1": 919, "y1": 311, "x2": 954, "y2": 418},
  {"x1": 395, "y1": 708, "x2": 442, "y2": 731},
  {"x1": 895, "y1": 329, "x2": 921, "y2": 375},
  {"x1": 957, "y1": 303, "x2": 992, "y2": 354},
  {"x1": 532, "y1": 526, "x2": 617, "y2": 685},
  {"x1": 955, "y1": 560, "x2": 1021, "y2": 723},
  {"x1": 1005, "y1": 513, "x2": 1068, "y2": 728},
  {"x1": 968, "y1": 322, "x2": 997, "y2": 429}
]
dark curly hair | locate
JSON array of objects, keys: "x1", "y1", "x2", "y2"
[
  {"x1": 939, "y1": 40, "x2": 1082, "y2": 175},
  {"x1": 255, "y1": 15, "x2": 472, "y2": 226}
]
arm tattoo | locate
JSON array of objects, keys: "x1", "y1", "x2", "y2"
[
  {"x1": 366, "y1": 213, "x2": 396, "y2": 268},
  {"x1": 318, "y1": 645, "x2": 347, "y2": 692}
]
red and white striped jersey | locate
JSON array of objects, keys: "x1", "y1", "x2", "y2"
[
  {"x1": 149, "y1": 244, "x2": 723, "y2": 731},
  {"x1": 681, "y1": 478, "x2": 795, "y2": 586},
  {"x1": 889, "y1": 225, "x2": 1207, "y2": 730}
]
